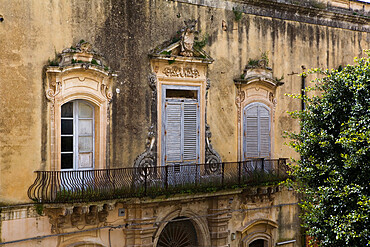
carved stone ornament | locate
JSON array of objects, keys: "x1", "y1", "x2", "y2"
[
  {"x1": 46, "y1": 80, "x2": 61, "y2": 103},
  {"x1": 205, "y1": 124, "x2": 222, "y2": 174},
  {"x1": 101, "y1": 80, "x2": 113, "y2": 102},
  {"x1": 180, "y1": 19, "x2": 198, "y2": 57},
  {"x1": 162, "y1": 66, "x2": 200, "y2": 78},
  {"x1": 44, "y1": 203, "x2": 114, "y2": 233},
  {"x1": 149, "y1": 20, "x2": 213, "y2": 63},
  {"x1": 148, "y1": 72, "x2": 157, "y2": 91},
  {"x1": 242, "y1": 186, "x2": 279, "y2": 204},
  {"x1": 133, "y1": 125, "x2": 157, "y2": 182}
]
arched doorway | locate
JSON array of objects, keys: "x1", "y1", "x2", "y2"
[
  {"x1": 249, "y1": 239, "x2": 268, "y2": 247},
  {"x1": 157, "y1": 217, "x2": 198, "y2": 247}
]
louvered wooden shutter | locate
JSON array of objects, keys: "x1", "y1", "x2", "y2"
[
  {"x1": 245, "y1": 105, "x2": 259, "y2": 158},
  {"x1": 165, "y1": 103, "x2": 182, "y2": 163},
  {"x1": 183, "y1": 102, "x2": 198, "y2": 162},
  {"x1": 259, "y1": 106, "x2": 270, "y2": 157},
  {"x1": 244, "y1": 103, "x2": 271, "y2": 159}
]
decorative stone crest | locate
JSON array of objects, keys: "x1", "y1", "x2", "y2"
[{"x1": 180, "y1": 19, "x2": 198, "y2": 57}]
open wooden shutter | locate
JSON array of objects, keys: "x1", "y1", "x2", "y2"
[
  {"x1": 183, "y1": 102, "x2": 198, "y2": 163},
  {"x1": 165, "y1": 102, "x2": 182, "y2": 163}
]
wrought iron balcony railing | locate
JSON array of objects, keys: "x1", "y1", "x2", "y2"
[{"x1": 28, "y1": 159, "x2": 290, "y2": 203}]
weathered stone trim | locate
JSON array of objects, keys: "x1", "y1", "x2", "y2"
[{"x1": 171, "y1": 0, "x2": 370, "y2": 32}]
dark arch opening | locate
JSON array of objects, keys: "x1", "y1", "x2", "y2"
[
  {"x1": 157, "y1": 217, "x2": 198, "y2": 247},
  {"x1": 249, "y1": 239, "x2": 267, "y2": 247}
]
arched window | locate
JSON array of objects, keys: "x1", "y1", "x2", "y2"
[
  {"x1": 61, "y1": 100, "x2": 94, "y2": 170},
  {"x1": 45, "y1": 42, "x2": 116, "y2": 170},
  {"x1": 243, "y1": 102, "x2": 271, "y2": 159}
]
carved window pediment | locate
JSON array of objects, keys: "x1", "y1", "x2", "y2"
[
  {"x1": 149, "y1": 20, "x2": 214, "y2": 64},
  {"x1": 234, "y1": 61, "x2": 284, "y2": 90}
]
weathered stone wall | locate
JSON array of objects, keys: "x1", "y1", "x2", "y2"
[
  {"x1": 0, "y1": 0, "x2": 369, "y2": 204},
  {"x1": 0, "y1": 188, "x2": 301, "y2": 247}
]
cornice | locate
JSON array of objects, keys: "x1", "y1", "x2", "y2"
[{"x1": 172, "y1": 0, "x2": 370, "y2": 32}]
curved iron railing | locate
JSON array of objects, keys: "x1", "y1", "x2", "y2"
[{"x1": 28, "y1": 159, "x2": 289, "y2": 203}]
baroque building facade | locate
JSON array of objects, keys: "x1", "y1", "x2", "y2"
[{"x1": 0, "y1": 0, "x2": 369, "y2": 246}]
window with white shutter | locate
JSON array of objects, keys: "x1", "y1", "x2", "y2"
[
  {"x1": 162, "y1": 86, "x2": 200, "y2": 166},
  {"x1": 243, "y1": 103, "x2": 271, "y2": 159}
]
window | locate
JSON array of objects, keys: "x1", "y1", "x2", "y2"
[
  {"x1": 162, "y1": 86, "x2": 200, "y2": 166},
  {"x1": 243, "y1": 102, "x2": 271, "y2": 159},
  {"x1": 45, "y1": 42, "x2": 116, "y2": 171},
  {"x1": 61, "y1": 100, "x2": 94, "y2": 170}
]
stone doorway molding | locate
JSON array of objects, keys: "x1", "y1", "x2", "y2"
[
  {"x1": 237, "y1": 219, "x2": 278, "y2": 247},
  {"x1": 152, "y1": 208, "x2": 211, "y2": 247}
]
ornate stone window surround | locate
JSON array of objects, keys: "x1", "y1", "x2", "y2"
[
  {"x1": 46, "y1": 66, "x2": 114, "y2": 170},
  {"x1": 234, "y1": 63, "x2": 283, "y2": 161},
  {"x1": 153, "y1": 60, "x2": 207, "y2": 165},
  {"x1": 135, "y1": 20, "x2": 221, "y2": 170}
]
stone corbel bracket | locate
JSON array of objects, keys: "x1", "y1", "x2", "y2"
[{"x1": 44, "y1": 203, "x2": 115, "y2": 233}]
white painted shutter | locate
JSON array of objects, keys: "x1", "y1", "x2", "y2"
[
  {"x1": 183, "y1": 102, "x2": 198, "y2": 162},
  {"x1": 165, "y1": 103, "x2": 182, "y2": 163},
  {"x1": 259, "y1": 106, "x2": 270, "y2": 157},
  {"x1": 245, "y1": 106, "x2": 259, "y2": 158},
  {"x1": 77, "y1": 101, "x2": 94, "y2": 169}
]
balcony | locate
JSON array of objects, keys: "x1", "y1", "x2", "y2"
[{"x1": 28, "y1": 159, "x2": 290, "y2": 203}]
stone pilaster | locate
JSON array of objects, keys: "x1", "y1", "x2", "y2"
[
  {"x1": 124, "y1": 204, "x2": 158, "y2": 247},
  {"x1": 207, "y1": 196, "x2": 232, "y2": 247}
]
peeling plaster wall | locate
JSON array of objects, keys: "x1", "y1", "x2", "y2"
[{"x1": 0, "y1": 0, "x2": 369, "y2": 204}]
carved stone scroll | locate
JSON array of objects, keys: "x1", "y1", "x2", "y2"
[
  {"x1": 133, "y1": 126, "x2": 157, "y2": 181},
  {"x1": 205, "y1": 78, "x2": 222, "y2": 167}
]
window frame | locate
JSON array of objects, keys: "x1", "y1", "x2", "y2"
[
  {"x1": 161, "y1": 84, "x2": 200, "y2": 166},
  {"x1": 61, "y1": 100, "x2": 95, "y2": 170},
  {"x1": 45, "y1": 67, "x2": 114, "y2": 171},
  {"x1": 243, "y1": 102, "x2": 271, "y2": 159}
]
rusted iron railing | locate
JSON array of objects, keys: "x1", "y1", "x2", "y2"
[{"x1": 28, "y1": 158, "x2": 289, "y2": 203}]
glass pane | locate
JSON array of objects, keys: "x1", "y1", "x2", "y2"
[
  {"x1": 61, "y1": 102, "x2": 73, "y2": 117},
  {"x1": 61, "y1": 119, "x2": 73, "y2": 135},
  {"x1": 79, "y1": 136, "x2": 93, "y2": 152},
  {"x1": 61, "y1": 153, "x2": 73, "y2": 169},
  {"x1": 61, "y1": 136, "x2": 73, "y2": 152},
  {"x1": 78, "y1": 101, "x2": 93, "y2": 118},
  {"x1": 78, "y1": 120, "x2": 92, "y2": 135}
]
